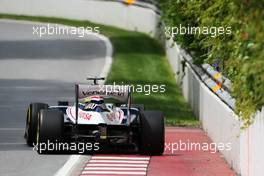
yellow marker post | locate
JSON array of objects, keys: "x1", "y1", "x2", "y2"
[
  {"x1": 124, "y1": 0, "x2": 136, "y2": 5},
  {"x1": 213, "y1": 72, "x2": 222, "y2": 80},
  {"x1": 212, "y1": 84, "x2": 221, "y2": 92},
  {"x1": 212, "y1": 82, "x2": 223, "y2": 93}
]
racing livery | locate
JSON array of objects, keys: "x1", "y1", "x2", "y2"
[{"x1": 24, "y1": 78, "x2": 164, "y2": 155}]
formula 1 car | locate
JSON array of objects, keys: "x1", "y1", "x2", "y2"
[{"x1": 24, "y1": 78, "x2": 164, "y2": 155}]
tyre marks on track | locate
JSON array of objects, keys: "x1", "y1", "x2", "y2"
[{"x1": 80, "y1": 155, "x2": 150, "y2": 176}]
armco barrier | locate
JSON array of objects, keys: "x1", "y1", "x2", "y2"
[{"x1": 1, "y1": 1, "x2": 263, "y2": 175}]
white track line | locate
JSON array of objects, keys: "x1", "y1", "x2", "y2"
[
  {"x1": 89, "y1": 160, "x2": 149, "y2": 164},
  {"x1": 0, "y1": 19, "x2": 113, "y2": 84},
  {"x1": 54, "y1": 155, "x2": 81, "y2": 176},
  {"x1": 86, "y1": 163, "x2": 148, "y2": 167},
  {"x1": 84, "y1": 167, "x2": 147, "y2": 171},
  {"x1": 91, "y1": 156, "x2": 150, "y2": 160},
  {"x1": 96, "y1": 34, "x2": 113, "y2": 79},
  {"x1": 81, "y1": 171, "x2": 146, "y2": 175}
]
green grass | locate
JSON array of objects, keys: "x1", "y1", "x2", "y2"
[{"x1": 0, "y1": 14, "x2": 199, "y2": 127}]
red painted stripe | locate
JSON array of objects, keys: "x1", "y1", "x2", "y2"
[
  {"x1": 90, "y1": 96, "x2": 103, "y2": 100},
  {"x1": 70, "y1": 107, "x2": 75, "y2": 119}
]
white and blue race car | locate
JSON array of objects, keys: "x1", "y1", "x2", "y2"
[{"x1": 25, "y1": 78, "x2": 164, "y2": 155}]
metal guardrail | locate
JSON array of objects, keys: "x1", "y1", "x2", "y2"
[
  {"x1": 178, "y1": 49, "x2": 235, "y2": 109},
  {"x1": 201, "y1": 64, "x2": 231, "y2": 92},
  {"x1": 158, "y1": 21, "x2": 235, "y2": 109}
]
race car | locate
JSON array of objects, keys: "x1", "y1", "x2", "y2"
[{"x1": 24, "y1": 78, "x2": 164, "y2": 155}]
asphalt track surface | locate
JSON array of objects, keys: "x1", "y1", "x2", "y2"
[{"x1": 0, "y1": 20, "x2": 107, "y2": 176}]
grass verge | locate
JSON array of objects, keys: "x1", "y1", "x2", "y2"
[{"x1": 0, "y1": 14, "x2": 199, "y2": 127}]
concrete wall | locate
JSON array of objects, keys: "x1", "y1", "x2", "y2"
[
  {"x1": 165, "y1": 37, "x2": 264, "y2": 176},
  {"x1": 240, "y1": 108, "x2": 264, "y2": 176},
  {"x1": 165, "y1": 38, "x2": 241, "y2": 172},
  {"x1": 200, "y1": 82, "x2": 241, "y2": 172},
  {"x1": 0, "y1": 0, "x2": 159, "y2": 36}
]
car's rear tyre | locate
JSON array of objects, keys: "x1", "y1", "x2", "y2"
[
  {"x1": 25, "y1": 103, "x2": 48, "y2": 146},
  {"x1": 139, "y1": 111, "x2": 165, "y2": 155},
  {"x1": 37, "y1": 109, "x2": 64, "y2": 154}
]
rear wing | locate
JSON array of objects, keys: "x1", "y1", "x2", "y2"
[
  {"x1": 74, "y1": 84, "x2": 131, "y2": 125},
  {"x1": 77, "y1": 84, "x2": 130, "y2": 102}
]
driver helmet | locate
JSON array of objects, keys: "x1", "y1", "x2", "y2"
[{"x1": 84, "y1": 96, "x2": 106, "y2": 112}]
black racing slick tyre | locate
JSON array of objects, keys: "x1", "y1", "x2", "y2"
[
  {"x1": 139, "y1": 111, "x2": 165, "y2": 155},
  {"x1": 25, "y1": 103, "x2": 48, "y2": 146},
  {"x1": 36, "y1": 109, "x2": 64, "y2": 154}
]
